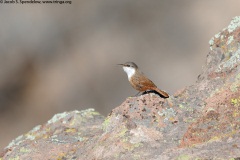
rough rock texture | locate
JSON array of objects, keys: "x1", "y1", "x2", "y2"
[{"x1": 1, "y1": 17, "x2": 240, "y2": 160}]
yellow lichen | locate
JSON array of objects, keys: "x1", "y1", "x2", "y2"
[
  {"x1": 208, "y1": 136, "x2": 220, "y2": 143},
  {"x1": 56, "y1": 152, "x2": 67, "y2": 160},
  {"x1": 177, "y1": 154, "x2": 191, "y2": 160},
  {"x1": 179, "y1": 104, "x2": 185, "y2": 109},
  {"x1": 117, "y1": 126, "x2": 128, "y2": 138},
  {"x1": 102, "y1": 116, "x2": 111, "y2": 131},
  {"x1": 231, "y1": 98, "x2": 238, "y2": 105},
  {"x1": 65, "y1": 128, "x2": 76, "y2": 133},
  {"x1": 233, "y1": 111, "x2": 240, "y2": 117},
  {"x1": 9, "y1": 156, "x2": 20, "y2": 160},
  {"x1": 20, "y1": 147, "x2": 31, "y2": 153}
]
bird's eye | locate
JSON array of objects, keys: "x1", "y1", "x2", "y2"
[{"x1": 127, "y1": 65, "x2": 130, "y2": 67}]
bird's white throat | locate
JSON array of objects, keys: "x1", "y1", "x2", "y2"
[{"x1": 123, "y1": 66, "x2": 135, "y2": 80}]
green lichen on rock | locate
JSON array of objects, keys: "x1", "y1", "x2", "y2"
[
  {"x1": 47, "y1": 112, "x2": 69, "y2": 124},
  {"x1": 78, "y1": 108, "x2": 100, "y2": 117},
  {"x1": 47, "y1": 109, "x2": 100, "y2": 125},
  {"x1": 227, "y1": 16, "x2": 240, "y2": 33}
]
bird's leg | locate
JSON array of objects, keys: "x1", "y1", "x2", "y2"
[
  {"x1": 134, "y1": 91, "x2": 142, "y2": 96},
  {"x1": 140, "y1": 91, "x2": 148, "y2": 95}
]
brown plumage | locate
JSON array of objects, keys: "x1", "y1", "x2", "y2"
[{"x1": 119, "y1": 62, "x2": 169, "y2": 98}]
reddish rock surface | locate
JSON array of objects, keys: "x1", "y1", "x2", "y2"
[{"x1": 1, "y1": 16, "x2": 240, "y2": 160}]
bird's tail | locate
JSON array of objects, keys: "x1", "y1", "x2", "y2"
[{"x1": 153, "y1": 87, "x2": 169, "y2": 98}]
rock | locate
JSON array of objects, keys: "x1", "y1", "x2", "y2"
[{"x1": 1, "y1": 16, "x2": 240, "y2": 160}]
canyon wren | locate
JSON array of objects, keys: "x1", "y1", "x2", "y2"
[{"x1": 118, "y1": 62, "x2": 169, "y2": 98}]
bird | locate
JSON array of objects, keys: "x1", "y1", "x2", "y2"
[{"x1": 118, "y1": 62, "x2": 169, "y2": 98}]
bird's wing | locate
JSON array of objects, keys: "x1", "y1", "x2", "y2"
[{"x1": 134, "y1": 72, "x2": 157, "y2": 90}]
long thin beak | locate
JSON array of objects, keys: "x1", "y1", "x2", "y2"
[{"x1": 117, "y1": 64, "x2": 124, "y2": 66}]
